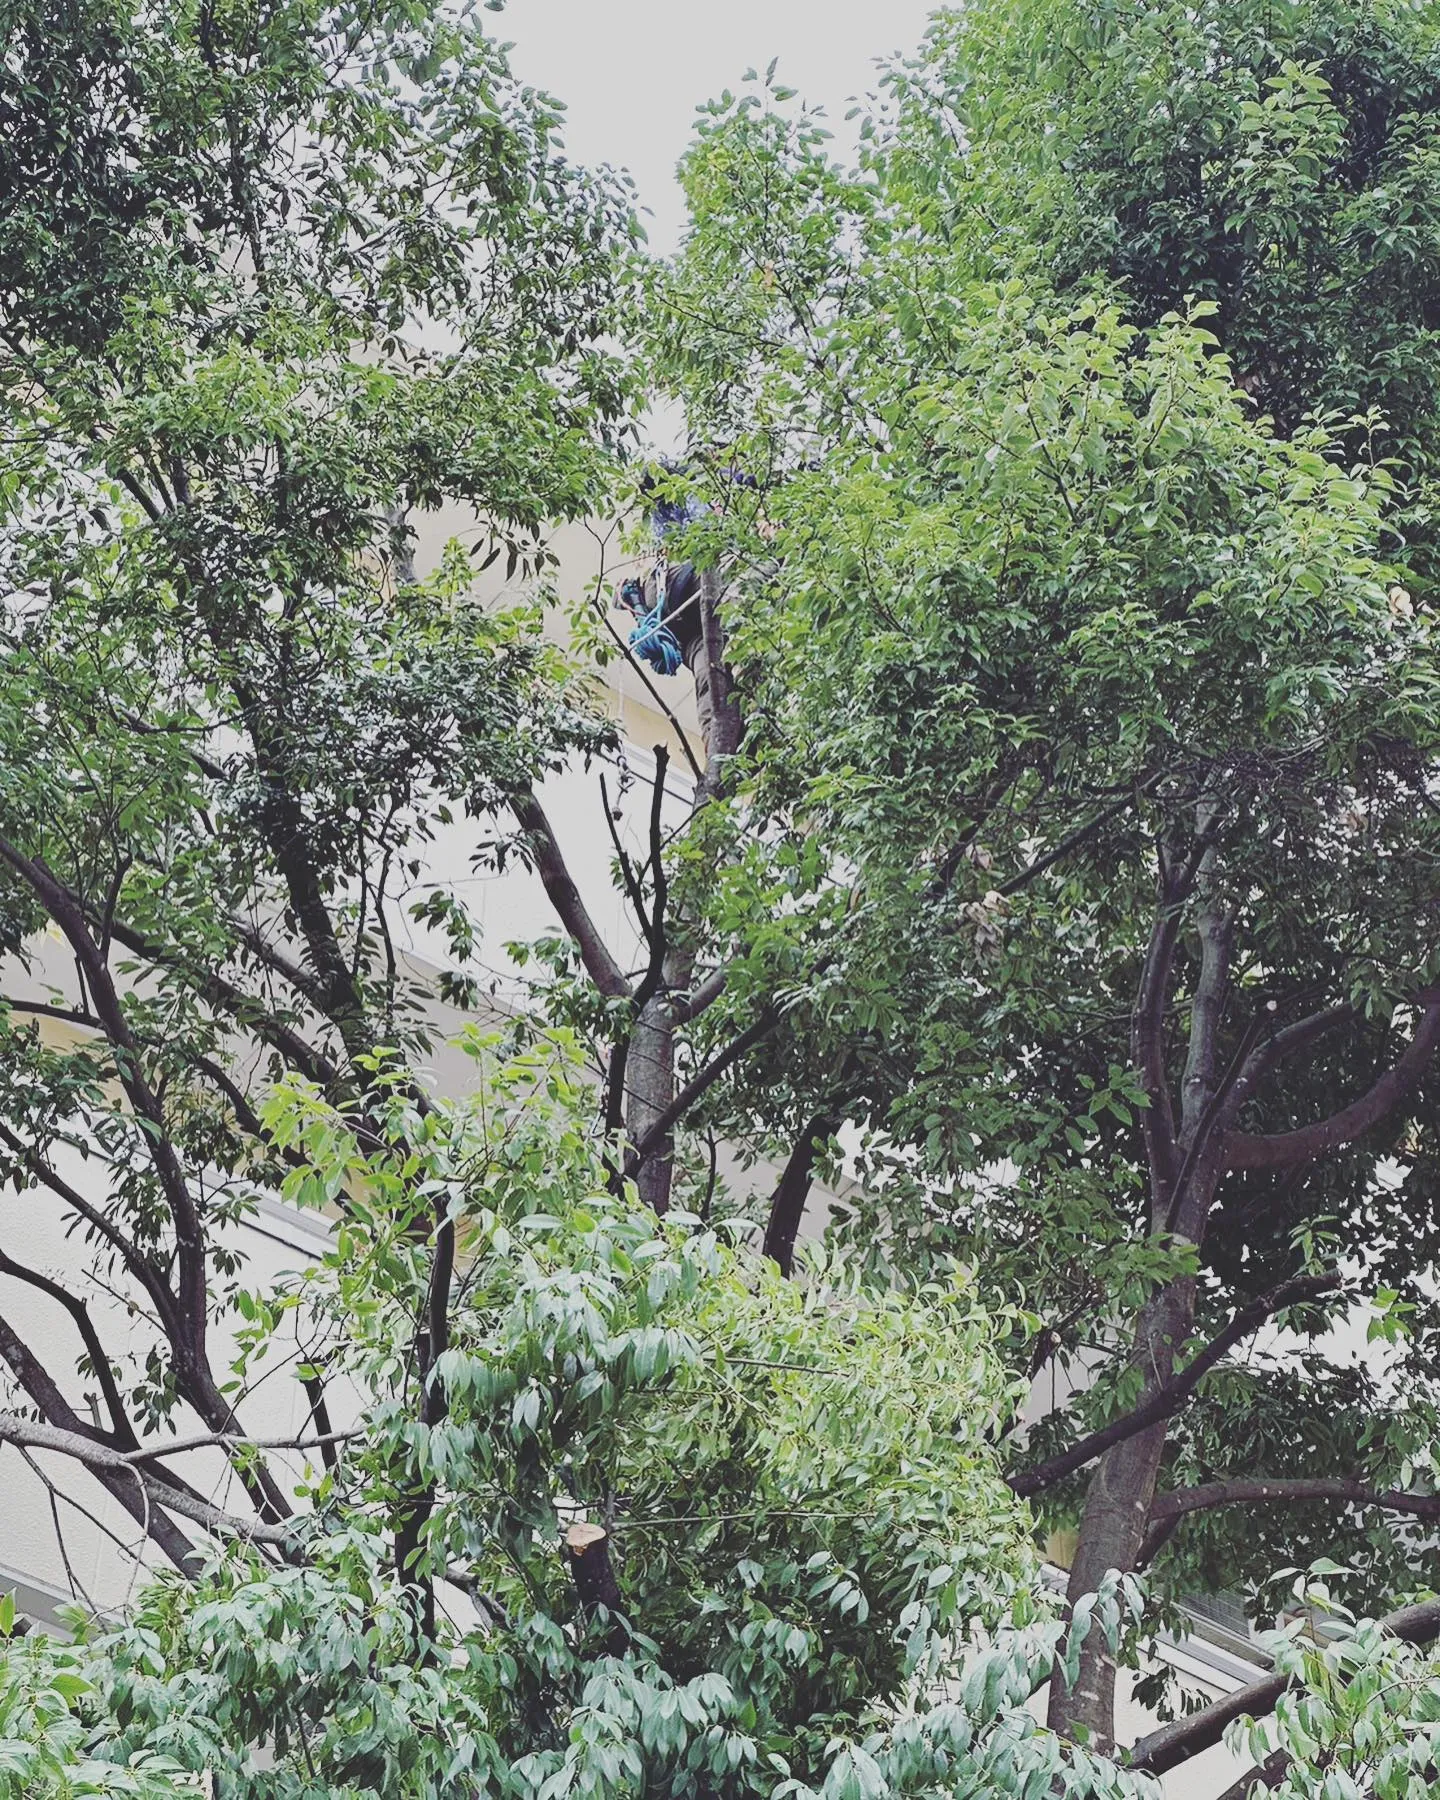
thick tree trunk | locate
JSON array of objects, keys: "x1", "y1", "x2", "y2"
[
  {"x1": 1052, "y1": 869, "x2": 1232, "y2": 1746},
  {"x1": 685, "y1": 566, "x2": 743, "y2": 803},
  {"x1": 626, "y1": 990, "x2": 677, "y2": 1213},
  {"x1": 1047, "y1": 1276, "x2": 1196, "y2": 1744},
  {"x1": 763, "y1": 1114, "x2": 836, "y2": 1275}
]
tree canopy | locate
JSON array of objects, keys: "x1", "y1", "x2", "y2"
[
  {"x1": 638, "y1": 0, "x2": 1440, "y2": 1762},
  {"x1": 6, "y1": 0, "x2": 1440, "y2": 1796}
]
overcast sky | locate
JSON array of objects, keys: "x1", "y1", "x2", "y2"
[{"x1": 497, "y1": 0, "x2": 943, "y2": 252}]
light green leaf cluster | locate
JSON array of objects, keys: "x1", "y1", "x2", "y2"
[{"x1": 1, "y1": 1030, "x2": 1045, "y2": 1798}]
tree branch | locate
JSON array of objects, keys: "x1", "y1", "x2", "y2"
[
  {"x1": 0, "y1": 1311, "x2": 197, "y2": 1572},
  {"x1": 1009, "y1": 1275, "x2": 1341, "y2": 1499},
  {"x1": 121, "y1": 1426, "x2": 358, "y2": 1465},
  {"x1": 1132, "y1": 890, "x2": 1184, "y2": 1206},
  {"x1": 0, "y1": 838, "x2": 210, "y2": 1352},
  {"x1": 1179, "y1": 888, "x2": 1234, "y2": 1143},
  {"x1": 762, "y1": 1114, "x2": 837, "y2": 1277},
  {"x1": 623, "y1": 1005, "x2": 780, "y2": 1177},
  {"x1": 1225, "y1": 991, "x2": 1440, "y2": 1172},
  {"x1": 673, "y1": 965, "x2": 728, "y2": 1025},
  {"x1": 0, "y1": 1410, "x2": 297, "y2": 1550},
  {"x1": 1129, "y1": 1594, "x2": 1440, "y2": 1775},
  {"x1": 0, "y1": 1247, "x2": 137, "y2": 1448},
  {"x1": 230, "y1": 917, "x2": 329, "y2": 1011},
  {"x1": 1210, "y1": 1750, "x2": 1294, "y2": 1800},
  {"x1": 509, "y1": 790, "x2": 630, "y2": 1000},
  {"x1": 102, "y1": 916, "x2": 341, "y2": 1089},
  {"x1": 0, "y1": 1122, "x2": 177, "y2": 1330},
  {"x1": 997, "y1": 789, "x2": 1142, "y2": 899},
  {"x1": 1149, "y1": 1476, "x2": 1440, "y2": 1526}
]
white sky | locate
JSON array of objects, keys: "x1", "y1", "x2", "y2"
[{"x1": 497, "y1": 0, "x2": 943, "y2": 252}]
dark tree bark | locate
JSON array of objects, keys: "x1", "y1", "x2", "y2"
[
  {"x1": 763, "y1": 1114, "x2": 837, "y2": 1275},
  {"x1": 1044, "y1": 817, "x2": 1440, "y2": 1756}
]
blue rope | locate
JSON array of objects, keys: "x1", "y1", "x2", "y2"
[{"x1": 629, "y1": 601, "x2": 684, "y2": 676}]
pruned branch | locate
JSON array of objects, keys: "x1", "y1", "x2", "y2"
[
  {"x1": 1010, "y1": 1275, "x2": 1340, "y2": 1499},
  {"x1": 563, "y1": 1520, "x2": 627, "y2": 1656}
]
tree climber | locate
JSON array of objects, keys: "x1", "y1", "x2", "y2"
[{"x1": 617, "y1": 459, "x2": 757, "y2": 675}]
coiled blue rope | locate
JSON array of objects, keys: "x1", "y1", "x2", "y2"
[
  {"x1": 620, "y1": 574, "x2": 684, "y2": 676},
  {"x1": 629, "y1": 602, "x2": 684, "y2": 676}
]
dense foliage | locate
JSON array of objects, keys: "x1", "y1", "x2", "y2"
[
  {"x1": 6, "y1": 0, "x2": 1440, "y2": 1794},
  {"x1": 0, "y1": 0, "x2": 635, "y2": 1578},
  {"x1": 0, "y1": 1033, "x2": 1038, "y2": 1799},
  {"x1": 643, "y1": 0, "x2": 1440, "y2": 1757}
]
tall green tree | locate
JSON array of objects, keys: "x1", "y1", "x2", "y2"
[
  {"x1": 0, "y1": 9, "x2": 1039, "y2": 1797},
  {"x1": 633, "y1": 0, "x2": 1440, "y2": 1772},
  {"x1": 0, "y1": 0, "x2": 632, "y2": 1600}
]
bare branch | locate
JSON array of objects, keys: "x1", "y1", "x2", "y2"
[
  {"x1": 0, "y1": 1410, "x2": 296, "y2": 1549},
  {"x1": 1010, "y1": 1275, "x2": 1341, "y2": 1499},
  {"x1": 673, "y1": 965, "x2": 728, "y2": 1025},
  {"x1": 1149, "y1": 1476, "x2": 1440, "y2": 1526},
  {"x1": 121, "y1": 1426, "x2": 358, "y2": 1464},
  {"x1": 1129, "y1": 1594, "x2": 1440, "y2": 1775},
  {"x1": 509, "y1": 790, "x2": 629, "y2": 1000},
  {"x1": 1225, "y1": 991, "x2": 1440, "y2": 1172},
  {"x1": 0, "y1": 1247, "x2": 137, "y2": 1448}
]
